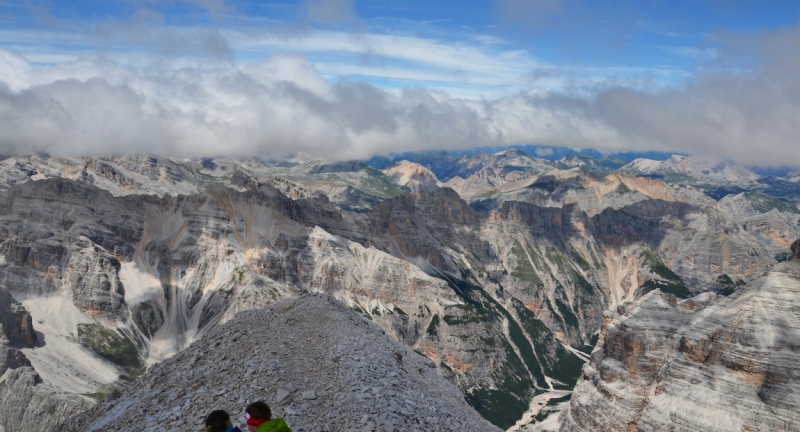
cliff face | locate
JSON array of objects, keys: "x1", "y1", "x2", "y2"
[
  {"x1": 0, "y1": 155, "x2": 797, "y2": 430},
  {"x1": 0, "y1": 287, "x2": 36, "y2": 350},
  {"x1": 557, "y1": 258, "x2": 800, "y2": 431},
  {"x1": 0, "y1": 179, "x2": 582, "y2": 429},
  {"x1": 0, "y1": 286, "x2": 92, "y2": 432}
]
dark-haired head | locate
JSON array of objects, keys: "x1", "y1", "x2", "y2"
[
  {"x1": 245, "y1": 401, "x2": 271, "y2": 420},
  {"x1": 205, "y1": 410, "x2": 233, "y2": 432},
  {"x1": 245, "y1": 402, "x2": 272, "y2": 432}
]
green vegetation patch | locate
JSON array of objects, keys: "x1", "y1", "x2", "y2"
[
  {"x1": 743, "y1": 191, "x2": 800, "y2": 214},
  {"x1": 511, "y1": 299, "x2": 585, "y2": 389},
  {"x1": 442, "y1": 313, "x2": 487, "y2": 325},
  {"x1": 507, "y1": 316, "x2": 548, "y2": 387},
  {"x1": 554, "y1": 284, "x2": 581, "y2": 332},
  {"x1": 570, "y1": 251, "x2": 592, "y2": 272},
  {"x1": 360, "y1": 166, "x2": 409, "y2": 198},
  {"x1": 547, "y1": 393, "x2": 572, "y2": 406},
  {"x1": 81, "y1": 385, "x2": 121, "y2": 402},
  {"x1": 616, "y1": 182, "x2": 633, "y2": 194},
  {"x1": 638, "y1": 279, "x2": 693, "y2": 299},
  {"x1": 77, "y1": 324, "x2": 144, "y2": 379},
  {"x1": 548, "y1": 351, "x2": 585, "y2": 389},
  {"x1": 639, "y1": 250, "x2": 693, "y2": 299},
  {"x1": 510, "y1": 240, "x2": 545, "y2": 295},
  {"x1": 466, "y1": 387, "x2": 529, "y2": 430},
  {"x1": 533, "y1": 393, "x2": 573, "y2": 423}
]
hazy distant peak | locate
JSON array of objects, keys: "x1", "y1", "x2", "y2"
[
  {"x1": 382, "y1": 160, "x2": 442, "y2": 193},
  {"x1": 620, "y1": 154, "x2": 758, "y2": 185}
]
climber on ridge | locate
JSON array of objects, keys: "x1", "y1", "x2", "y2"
[
  {"x1": 245, "y1": 401, "x2": 293, "y2": 432},
  {"x1": 205, "y1": 410, "x2": 243, "y2": 432}
]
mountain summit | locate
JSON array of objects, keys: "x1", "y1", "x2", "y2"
[{"x1": 56, "y1": 293, "x2": 501, "y2": 432}]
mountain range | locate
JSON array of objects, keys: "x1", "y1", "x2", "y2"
[{"x1": 0, "y1": 148, "x2": 798, "y2": 431}]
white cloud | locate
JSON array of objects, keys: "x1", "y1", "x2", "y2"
[{"x1": 1, "y1": 14, "x2": 800, "y2": 168}]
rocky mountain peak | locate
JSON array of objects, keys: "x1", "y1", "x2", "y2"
[
  {"x1": 381, "y1": 160, "x2": 442, "y2": 193},
  {"x1": 56, "y1": 293, "x2": 502, "y2": 432}
]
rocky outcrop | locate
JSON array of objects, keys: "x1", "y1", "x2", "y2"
[
  {"x1": 0, "y1": 286, "x2": 36, "y2": 379},
  {"x1": 56, "y1": 294, "x2": 502, "y2": 432},
  {"x1": 0, "y1": 367, "x2": 94, "y2": 432},
  {"x1": 0, "y1": 286, "x2": 36, "y2": 349},
  {"x1": 793, "y1": 239, "x2": 800, "y2": 260},
  {"x1": 557, "y1": 258, "x2": 800, "y2": 431}
]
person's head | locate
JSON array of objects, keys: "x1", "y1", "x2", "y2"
[
  {"x1": 245, "y1": 401, "x2": 272, "y2": 432},
  {"x1": 205, "y1": 410, "x2": 233, "y2": 432}
]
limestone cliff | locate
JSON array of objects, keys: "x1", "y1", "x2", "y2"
[
  {"x1": 556, "y1": 256, "x2": 800, "y2": 431},
  {"x1": 0, "y1": 163, "x2": 795, "y2": 430}
]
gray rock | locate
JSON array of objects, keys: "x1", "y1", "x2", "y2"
[
  {"x1": 54, "y1": 294, "x2": 502, "y2": 432},
  {"x1": 0, "y1": 286, "x2": 36, "y2": 349},
  {"x1": 557, "y1": 260, "x2": 800, "y2": 432},
  {"x1": 0, "y1": 367, "x2": 92, "y2": 432}
]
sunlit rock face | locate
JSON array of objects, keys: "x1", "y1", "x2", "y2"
[
  {"x1": 557, "y1": 257, "x2": 800, "y2": 432},
  {"x1": 1, "y1": 151, "x2": 798, "y2": 430},
  {"x1": 0, "y1": 286, "x2": 92, "y2": 432},
  {"x1": 382, "y1": 160, "x2": 442, "y2": 193}
]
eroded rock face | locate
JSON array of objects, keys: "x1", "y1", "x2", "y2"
[
  {"x1": 0, "y1": 367, "x2": 93, "y2": 432},
  {"x1": 0, "y1": 286, "x2": 36, "y2": 348},
  {"x1": 558, "y1": 260, "x2": 800, "y2": 431},
  {"x1": 56, "y1": 294, "x2": 502, "y2": 432},
  {"x1": 0, "y1": 171, "x2": 795, "y2": 429}
]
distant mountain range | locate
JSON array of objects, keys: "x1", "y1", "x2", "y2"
[{"x1": 0, "y1": 149, "x2": 798, "y2": 431}]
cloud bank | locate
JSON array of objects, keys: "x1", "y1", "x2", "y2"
[{"x1": 0, "y1": 21, "x2": 799, "y2": 166}]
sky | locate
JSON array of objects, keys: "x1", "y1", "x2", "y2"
[{"x1": 0, "y1": 0, "x2": 799, "y2": 166}]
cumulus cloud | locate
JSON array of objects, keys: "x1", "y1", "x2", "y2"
[{"x1": 1, "y1": 20, "x2": 799, "y2": 166}]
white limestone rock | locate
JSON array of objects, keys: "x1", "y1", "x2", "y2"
[{"x1": 557, "y1": 259, "x2": 800, "y2": 431}]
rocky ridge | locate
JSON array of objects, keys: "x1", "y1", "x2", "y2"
[
  {"x1": 619, "y1": 154, "x2": 760, "y2": 186},
  {"x1": 56, "y1": 294, "x2": 502, "y2": 432},
  {"x1": 1, "y1": 175, "x2": 795, "y2": 429},
  {"x1": 550, "y1": 243, "x2": 800, "y2": 431},
  {"x1": 2, "y1": 150, "x2": 800, "y2": 430}
]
